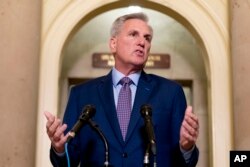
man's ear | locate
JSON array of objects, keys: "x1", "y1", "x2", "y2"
[{"x1": 109, "y1": 37, "x2": 117, "y2": 53}]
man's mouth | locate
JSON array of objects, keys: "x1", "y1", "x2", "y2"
[{"x1": 135, "y1": 50, "x2": 144, "y2": 56}]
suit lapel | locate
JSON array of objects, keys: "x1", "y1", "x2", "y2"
[
  {"x1": 125, "y1": 71, "x2": 155, "y2": 143},
  {"x1": 98, "y1": 71, "x2": 125, "y2": 146}
]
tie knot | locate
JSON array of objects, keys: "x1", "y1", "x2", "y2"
[{"x1": 119, "y1": 77, "x2": 133, "y2": 86}]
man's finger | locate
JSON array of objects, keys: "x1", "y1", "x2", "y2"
[
  {"x1": 53, "y1": 124, "x2": 67, "y2": 141},
  {"x1": 44, "y1": 111, "x2": 53, "y2": 120},
  {"x1": 184, "y1": 106, "x2": 199, "y2": 127},
  {"x1": 44, "y1": 112, "x2": 55, "y2": 128},
  {"x1": 185, "y1": 106, "x2": 192, "y2": 113},
  {"x1": 46, "y1": 119, "x2": 62, "y2": 139}
]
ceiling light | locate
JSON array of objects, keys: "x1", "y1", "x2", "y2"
[{"x1": 127, "y1": 6, "x2": 142, "y2": 13}]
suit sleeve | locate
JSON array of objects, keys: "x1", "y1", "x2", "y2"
[
  {"x1": 49, "y1": 146, "x2": 67, "y2": 167},
  {"x1": 49, "y1": 86, "x2": 81, "y2": 167},
  {"x1": 170, "y1": 85, "x2": 199, "y2": 167}
]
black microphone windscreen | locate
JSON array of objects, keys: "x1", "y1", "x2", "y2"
[
  {"x1": 140, "y1": 104, "x2": 152, "y2": 117},
  {"x1": 80, "y1": 105, "x2": 96, "y2": 121},
  {"x1": 67, "y1": 104, "x2": 96, "y2": 143}
]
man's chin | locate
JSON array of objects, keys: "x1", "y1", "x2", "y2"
[{"x1": 133, "y1": 63, "x2": 145, "y2": 70}]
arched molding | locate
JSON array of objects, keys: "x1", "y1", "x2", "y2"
[{"x1": 36, "y1": 1, "x2": 232, "y2": 167}]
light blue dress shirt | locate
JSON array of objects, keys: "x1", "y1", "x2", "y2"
[{"x1": 112, "y1": 67, "x2": 141, "y2": 109}]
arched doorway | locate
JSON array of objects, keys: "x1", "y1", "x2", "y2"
[{"x1": 36, "y1": 1, "x2": 232, "y2": 167}]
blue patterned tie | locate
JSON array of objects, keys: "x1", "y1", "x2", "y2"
[{"x1": 117, "y1": 77, "x2": 133, "y2": 141}]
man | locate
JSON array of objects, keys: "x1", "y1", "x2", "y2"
[{"x1": 45, "y1": 12, "x2": 199, "y2": 167}]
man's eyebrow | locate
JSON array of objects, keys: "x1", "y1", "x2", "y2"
[
  {"x1": 144, "y1": 34, "x2": 152, "y2": 37},
  {"x1": 128, "y1": 29, "x2": 138, "y2": 33}
]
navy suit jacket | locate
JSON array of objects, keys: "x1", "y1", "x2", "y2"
[{"x1": 50, "y1": 70, "x2": 199, "y2": 167}]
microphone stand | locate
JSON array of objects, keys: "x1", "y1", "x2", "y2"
[
  {"x1": 143, "y1": 141, "x2": 157, "y2": 167},
  {"x1": 151, "y1": 141, "x2": 157, "y2": 167},
  {"x1": 88, "y1": 119, "x2": 111, "y2": 167},
  {"x1": 143, "y1": 143, "x2": 151, "y2": 167},
  {"x1": 140, "y1": 104, "x2": 157, "y2": 167},
  {"x1": 152, "y1": 144, "x2": 157, "y2": 167}
]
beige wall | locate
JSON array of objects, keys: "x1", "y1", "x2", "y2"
[
  {"x1": 232, "y1": 0, "x2": 250, "y2": 149},
  {"x1": 0, "y1": 0, "x2": 41, "y2": 167}
]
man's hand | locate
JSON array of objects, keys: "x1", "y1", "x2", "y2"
[
  {"x1": 180, "y1": 106, "x2": 199, "y2": 151},
  {"x1": 44, "y1": 112, "x2": 69, "y2": 153}
]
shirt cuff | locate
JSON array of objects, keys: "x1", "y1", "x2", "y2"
[
  {"x1": 52, "y1": 146, "x2": 65, "y2": 157},
  {"x1": 180, "y1": 145, "x2": 195, "y2": 163}
]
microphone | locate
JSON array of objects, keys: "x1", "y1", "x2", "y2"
[
  {"x1": 66, "y1": 105, "x2": 96, "y2": 143},
  {"x1": 88, "y1": 119, "x2": 110, "y2": 167},
  {"x1": 140, "y1": 104, "x2": 156, "y2": 155}
]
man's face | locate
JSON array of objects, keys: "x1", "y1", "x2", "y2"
[{"x1": 109, "y1": 19, "x2": 152, "y2": 74}]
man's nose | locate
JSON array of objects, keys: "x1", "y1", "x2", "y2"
[{"x1": 137, "y1": 37, "x2": 145, "y2": 48}]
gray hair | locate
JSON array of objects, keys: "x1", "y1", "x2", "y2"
[{"x1": 110, "y1": 12, "x2": 153, "y2": 37}]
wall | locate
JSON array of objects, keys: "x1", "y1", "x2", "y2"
[
  {"x1": 0, "y1": 0, "x2": 41, "y2": 167},
  {"x1": 232, "y1": 0, "x2": 250, "y2": 149}
]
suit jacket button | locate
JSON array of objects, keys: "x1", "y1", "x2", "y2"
[{"x1": 122, "y1": 153, "x2": 128, "y2": 158}]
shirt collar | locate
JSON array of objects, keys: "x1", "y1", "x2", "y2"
[{"x1": 112, "y1": 67, "x2": 141, "y2": 87}]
